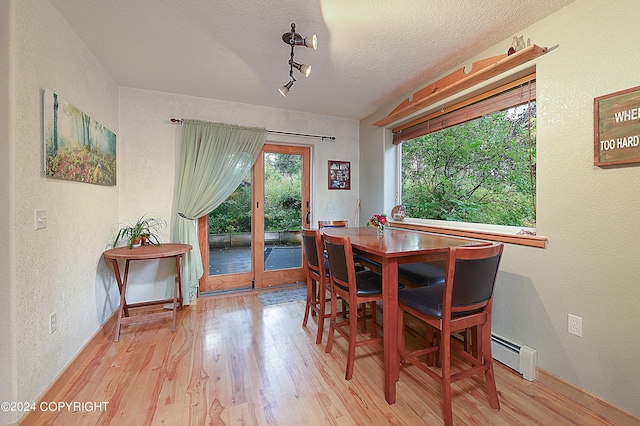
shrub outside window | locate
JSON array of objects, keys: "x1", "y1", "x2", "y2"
[{"x1": 398, "y1": 79, "x2": 536, "y2": 229}]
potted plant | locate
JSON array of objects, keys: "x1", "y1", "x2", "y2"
[{"x1": 113, "y1": 214, "x2": 167, "y2": 248}]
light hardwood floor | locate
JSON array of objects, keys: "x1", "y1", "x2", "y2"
[{"x1": 27, "y1": 288, "x2": 620, "y2": 425}]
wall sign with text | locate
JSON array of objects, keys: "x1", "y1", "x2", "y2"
[{"x1": 594, "y1": 86, "x2": 640, "y2": 166}]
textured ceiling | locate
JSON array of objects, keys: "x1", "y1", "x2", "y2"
[{"x1": 49, "y1": 0, "x2": 574, "y2": 120}]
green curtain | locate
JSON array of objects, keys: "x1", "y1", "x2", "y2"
[{"x1": 170, "y1": 119, "x2": 267, "y2": 304}]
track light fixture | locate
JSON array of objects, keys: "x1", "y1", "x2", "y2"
[
  {"x1": 291, "y1": 60, "x2": 311, "y2": 78},
  {"x1": 279, "y1": 23, "x2": 316, "y2": 97},
  {"x1": 278, "y1": 80, "x2": 295, "y2": 97}
]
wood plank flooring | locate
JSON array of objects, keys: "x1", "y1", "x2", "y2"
[{"x1": 28, "y1": 288, "x2": 618, "y2": 425}]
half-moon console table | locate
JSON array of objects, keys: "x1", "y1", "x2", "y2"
[{"x1": 103, "y1": 243, "x2": 192, "y2": 341}]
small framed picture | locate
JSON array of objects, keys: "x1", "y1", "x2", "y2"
[{"x1": 328, "y1": 160, "x2": 350, "y2": 190}]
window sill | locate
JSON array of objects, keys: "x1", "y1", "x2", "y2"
[{"x1": 390, "y1": 220, "x2": 547, "y2": 248}]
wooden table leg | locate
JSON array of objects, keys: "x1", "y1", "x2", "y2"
[
  {"x1": 172, "y1": 255, "x2": 182, "y2": 332},
  {"x1": 382, "y1": 258, "x2": 399, "y2": 404},
  {"x1": 177, "y1": 255, "x2": 183, "y2": 308},
  {"x1": 122, "y1": 260, "x2": 131, "y2": 317},
  {"x1": 111, "y1": 259, "x2": 131, "y2": 342}
]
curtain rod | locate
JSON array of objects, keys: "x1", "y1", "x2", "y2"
[{"x1": 170, "y1": 118, "x2": 335, "y2": 141}]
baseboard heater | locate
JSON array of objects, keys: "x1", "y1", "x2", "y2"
[{"x1": 491, "y1": 333, "x2": 537, "y2": 381}]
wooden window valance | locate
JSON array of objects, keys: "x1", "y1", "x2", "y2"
[
  {"x1": 393, "y1": 76, "x2": 536, "y2": 144},
  {"x1": 373, "y1": 44, "x2": 548, "y2": 129}
]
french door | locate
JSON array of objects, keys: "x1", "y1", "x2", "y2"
[{"x1": 198, "y1": 144, "x2": 310, "y2": 293}]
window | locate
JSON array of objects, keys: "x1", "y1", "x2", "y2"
[{"x1": 398, "y1": 78, "x2": 536, "y2": 229}]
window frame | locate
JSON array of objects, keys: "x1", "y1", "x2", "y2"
[{"x1": 393, "y1": 74, "x2": 546, "y2": 248}]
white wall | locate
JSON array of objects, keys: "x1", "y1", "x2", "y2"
[
  {"x1": 9, "y1": 0, "x2": 120, "y2": 417},
  {"x1": 360, "y1": 0, "x2": 640, "y2": 416},
  {"x1": 3, "y1": 1, "x2": 359, "y2": 418},
  {"x1": 0, "y1": 2, "x2": 16, "y2": 424},
  {"x1": 117, "y1": 87, "x2": 360, "y2": 301}
]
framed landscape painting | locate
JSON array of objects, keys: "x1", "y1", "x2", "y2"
[{"x1": 43, "y1": 89, "x2": 117, "y2": 186}]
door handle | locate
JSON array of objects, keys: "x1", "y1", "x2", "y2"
[{"x1": 305, "y1": 209, "x2": 310, "y2": 225}]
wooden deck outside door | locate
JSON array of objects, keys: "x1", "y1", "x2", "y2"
[{"x1": 198, "y1": 144, "x2": 310, "y2": 293}]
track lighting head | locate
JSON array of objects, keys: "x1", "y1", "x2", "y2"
[
  {"x1": 290, "y1": 60, "x2": 311, "y2": 77},
  {"x1": 281, "y1": 27, "x2": 317, "y2": 50},
  {"x1": 279, "y1": 23, "x2": 316, "y2": 96},
  {"x1": 292, "y1": 34, "x2": 317, "y2": 50},
  {"x1": 278, "y1": 80, "x2": 295, "y2": 97}
]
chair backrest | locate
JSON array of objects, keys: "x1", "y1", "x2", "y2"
[
  {"x1": 318, "y1": 220, "x2": 348, "y2": 229},
  {"x1": 322, "y1": 233, "x2": 356, "y2": 293},
  {"x1": 444, "y1": 242, "x2": 504, "y2": 315},
  {"x1": 301, "y1": 228, "x2": 326, "y2": 279}
]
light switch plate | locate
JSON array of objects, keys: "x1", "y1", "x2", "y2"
[{"x1": 35, "y1": 209, "x2": 47, "y2": 230}]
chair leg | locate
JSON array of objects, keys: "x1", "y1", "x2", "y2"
[
  {"x1": 315, "y1": 281, "x2": 326, "y2": 344},
  {"x1": 311, "y1": 281, "x2": 318, "y2": 317},
  {"x1": 370, "y1": 301, "x2": 378, "y2": 338},
  {"x1": 325, "y1": 289, "x2": 337, "y2": 354},
  {"x1": 481, "y1": 323, "x2": 500, "y2": 409},
  {"x1": 345, "y1": 302, "x2": 358, "y2": 380},
  {"x1": 440, "y1": 330, "x2": 454, "y2": 426},
  {"x1": 463, "y1": 327, "x2": 470, "y2": 352},
  {"x1": 302, "y1": 276, "x2": 313, "y2": 328},
  {"x1": 425, "y1": 324, "x2": 437, "y2": 366},
  {"x1": 358, "y1": 304, "x2": 367, "y2": 332},
  {"x1": 465, "y1": 326, "x2": 479, "y2": 358},
  {"x1": 431, "y1": 328, "x2": 441, "y2": 368}
]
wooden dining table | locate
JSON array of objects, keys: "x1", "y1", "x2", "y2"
[{"x1": 322, "y1": 226, "x2": 485, "y2": 404}]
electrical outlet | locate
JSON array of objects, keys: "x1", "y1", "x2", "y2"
[
  {"x1": 568, "y1": 314, "x2": 582, "y2": 337},
  {"x1": 49, "y1": 312, "x2": 57, "y2": 334}
]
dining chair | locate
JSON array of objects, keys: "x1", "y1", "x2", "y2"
[
  {"x1": 397, "y1": 242, "x2": 504, "y2": 426},
  {"x1": 323, "y1": 233, "x2": 383, "y2": 380},
  {"x1": 318, "y1": 219, "x2": 348, "y2": 229},
  {"x1": 318, "y1": 218, "x2": 368, "y2": 270},
  {"x1": 318, "y1": 219, "x2": 373, "y2": 333},
  {"x1": 395, "y1": 260, "x2": 446, "y2": 364},
  {"x1": 301, "y1": 228, "x2": 331, "y2": 344}
]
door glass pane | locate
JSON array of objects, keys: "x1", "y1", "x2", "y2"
[
  {"x1": 263, "y1": 152, "x2": 302, "y2": 271},
  {"x1": 208, "y1": 172, "x2": 252, "y2": 276}
]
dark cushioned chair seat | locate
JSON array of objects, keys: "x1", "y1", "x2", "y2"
[
  {"x1": 398, "y1": 285, "x2": 481, "y2": 318},
  {"x1": 398, "y1": 285, "x2": 444, "y2": 317},
  {"x1": 355, "y1": 270, "x2": 382, "y2": 296},
  {"x1": 398, "y1": 262, "x2": 445, "y2": 286},
  {"x1": 333, "y1": 270, "x2": 382, "y2": 296}
]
